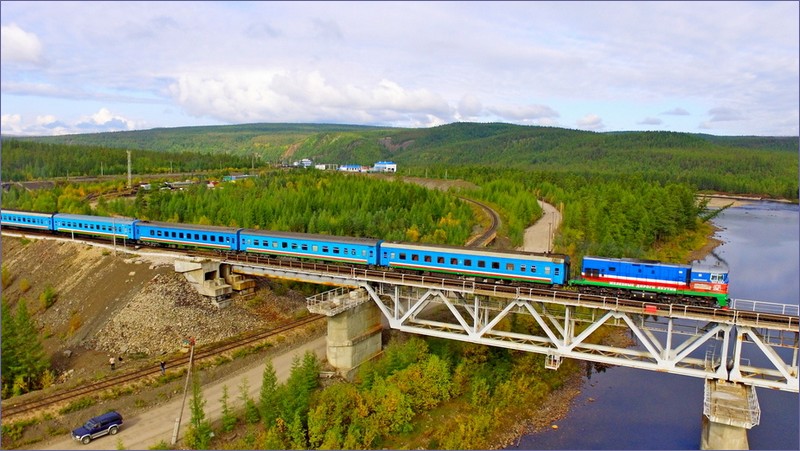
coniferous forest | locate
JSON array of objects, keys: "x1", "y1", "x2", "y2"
[{"x1": 0, "y1": 122, "x2": 797, "y2": 448}]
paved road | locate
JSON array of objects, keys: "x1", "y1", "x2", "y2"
[{"x1": 31, "y1": 336, "x2": 328, "y2": 450}]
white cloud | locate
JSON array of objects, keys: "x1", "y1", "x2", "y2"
[
  {"x1": 638, "y1": 117, "x2": 663, "y2": 125},
  {"x1": 576, "y1": 114, "x2": 605, "y2": 131},
  {"x1": 706, "y1": 107, "x2": 745, "y2": 122},
  {"x1": 661, "y1": 108, "x2": 690, "y2": 116},
  {"x1": 168, "y1": 70, "x2": 453, "y2": 125},
  {"x1": 487, "y1": 104, "x2": 560, "y2": 122},
  {"x1": 0, "y1": 23, "x2": 43, "y2": 65}
]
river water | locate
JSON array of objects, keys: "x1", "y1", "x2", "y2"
[{"x1": 512, "y1": 201, "x2": 799, "y2": 450}]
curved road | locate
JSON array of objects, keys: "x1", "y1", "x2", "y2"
[{"x1": 518, "y1": 200, "x2": 562, "y2": 253}]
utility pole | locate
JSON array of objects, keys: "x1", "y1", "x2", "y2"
[
  {"x1": 171, "y1": 337, "x2": 195, "y2": 445},
  {"x1": 127, "y1": 150, "x2": 132, "y2": 189}
]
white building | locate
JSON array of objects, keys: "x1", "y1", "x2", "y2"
[{"x1": 373, "y1": 161, "x2": 397, "y2": 172}]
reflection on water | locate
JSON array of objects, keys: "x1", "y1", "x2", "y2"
[{"x1": 513, "y1": 202, "x2": 799, "y2": 450}]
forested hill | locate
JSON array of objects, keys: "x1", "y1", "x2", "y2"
[{"x1": 6, "y1": 122, "x2": 799, "y2": 199}]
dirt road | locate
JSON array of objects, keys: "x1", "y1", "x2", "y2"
[
  {"x1": 29, "y1": 337, "x2": 328, "y2": 450},
  {"x1": 517, "y1": 200, "x2": 562, "y2": 253}
]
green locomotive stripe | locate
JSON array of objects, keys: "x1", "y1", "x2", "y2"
[{"x1": 572, "y1": 279, "x2": 728, "y2": 306}]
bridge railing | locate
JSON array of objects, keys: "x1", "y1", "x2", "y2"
[{"x1": 732, "y1": 298, "x2": 799, "y2": 317}]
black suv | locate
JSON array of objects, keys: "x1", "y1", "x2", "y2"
[{"x1": 72, "y1": 410, "x2": 123, "y2": 444}]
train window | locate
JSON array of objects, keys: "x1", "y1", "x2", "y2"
[
  {"x1": 351, "y1": 249, "x2": 356, "y2": 255},
  {"x1": 413, "y1": 254, "x2": 420, "y2": 262},
  {"x1": 506, "y1": 263, "x2": 514, "y2": 271},
  {"x1": 272, "y1": 241, "x2": 278, "y2": 248},
  {"x1": 192, "y1": 234, "x2": 197, "y2": 240},
  {"x1": 465, "y1": 259, "x2": 472, "y2": 267},
  {"x1": 282, "y1": 242, "x2": 288, "y2": 249},
  {"x1": 302, "y1": 244, "x2": 308, "y2": 251},
  {"x1": 157, "y1": 231, "x2": 162, "y2": 237},
  {"x1": 172, "y1": 232, "x2": 177, "y2": 238},
  {"x1": 323, "y1": 246, "x2": 329, "y2": 253},
  {"x1": 555, "y1": 268, "x2": 560, "y2": 276},
  {"x1": 399, "y1": 253, "x2": 406, "y2": 260},
  {"x1": 210, "y1": 236, "x2": 216, "y2": 242},
  {"x1": 521, "y1": 265, "x2": 526, "y2": 272},
  {"x1": 150, "y1": 230, "x2": 155, "y2": 236},
  {"x1": 180, "y1": 232, "x2": 185, "y2": 239},
  {"x1": 422, "y1": 255, "x2": 430, "y2": 262},
  {"x1": 437, "y1": 257, "x2": 445, "y2": 264},
  {"x1": 333, "y1": 247, "x2": 340, "y2": 254},
  {"x1": 609, "y1": 267, "x2": 616, "y2": 272},
  {"x1": 545, "y1": 267, "x2": 551, "y2": 274},
  {"x1": 478, "y1": 261, "x2": 486, "y2": 268},
  {"x1": 202, "y1": 234, "x2": 207, "y2": 241},
  {"x1": 254, "y1": 240, "x2": 259, "y2": 246},
  {"x1": 292, "y1": 243, "x2": 298, "y2": 250},
  {"x1": 491, "y1": 262, "x2": 500, "y2": 270},
  {"x1": 531, "y1": 266, "x2": 537, "y2": 273},
  {"x1": 451, "y1": 258, "x2": 458, "y2": 265},
  {"x1": 313, "y1": 245, "x2": 318, "y2": 252}
]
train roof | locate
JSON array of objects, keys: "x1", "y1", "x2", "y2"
[
  {"x1": 382, "y1": 241, "x2": 569, "y2": 263},
  {"x1": 583, "y1": 255, "x2": 690, "y2": 269},
  {"x1": 54, "y1": 213, "x2": 137, "y2": 222},
  {"x1": 1, "y1": 209, "x2": 55, "y2": 217},
  {"x1": 240, "y1": 228, "x2": 382, "y2": 246},
  {"x1": 690, "y1": 263, "x2": 729, "y2": 273},
  {"x1": 137, "y1": 220, "x2": 241, "y2": 233}
]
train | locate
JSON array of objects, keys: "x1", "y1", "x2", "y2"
[{"x1": 0, "y1": 209, "x2": 729, "y2": 307}]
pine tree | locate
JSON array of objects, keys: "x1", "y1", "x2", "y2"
[
  {"x1": 186, "y1": 372, "x2": 213, "y2": 449},
  {"x1": 10, "y1": 299, "x2": 48, "y2": 391},
  {"x1": 259, "y1": 361, "x2": 279, "y2": 427}
]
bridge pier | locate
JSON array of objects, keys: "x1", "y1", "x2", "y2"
[
  {"x1": 700, "y1": 380, "x2": 760, "y2": 450},
  {"x1": 174, "y1": 258, "x2": 232, "y2": 307},
  {"x1": 307, "y1": 287, "x2": 384, "y2": 379}
]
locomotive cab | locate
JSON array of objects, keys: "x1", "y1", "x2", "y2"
[{"x1": 688, "y1": 263, "x2": 730, "y2": 307}]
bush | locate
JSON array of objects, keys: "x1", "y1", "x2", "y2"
[
  {"x1": 39, "y1": 285, "x2": 57, "y2": 310},
  {"x1": 19, "y1": 278, "x2": 31, "y2": 293},
  {"x1": 1, "y1": 265, "x2": 12, "y2": 289}
]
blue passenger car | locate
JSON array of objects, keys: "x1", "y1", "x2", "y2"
[
  {"x1": 53, "y1": 213, "x2": 138, "y2": 240},
  {"x1": 135, "y1": 221, "x2": 240, "y2": 251},
  {"x1": 0, "y1": 209, "x2": 55, "y2": 231},
  {"x1": 239, "y1": 230, "x2": 381, "y2": 265},
  {"x1": 380, "y1": 242, "x2": 570, "y2": 285}
]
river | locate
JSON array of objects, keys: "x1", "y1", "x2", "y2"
[{"x1": 512, "y1": 201, "x2": 799, "y2": 450}]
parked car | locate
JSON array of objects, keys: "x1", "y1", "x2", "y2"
[{"x1": 72, "y1": 410, "x2": 123, "y2": 444}]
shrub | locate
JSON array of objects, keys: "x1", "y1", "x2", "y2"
[
  {"x1": 1, "y1": 265, "x2": 12, "y2": 288},
  {"x1": 19, "y1": 278, "x2": 31, "y2": 293},
  {"x1": 39, "y1": 285, "x2": 57, "y2": 310}
]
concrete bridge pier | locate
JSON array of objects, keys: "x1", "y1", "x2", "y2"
[
  {"x1": 700, "y1": 380, "x2": 760, "y2": 450},
  {"x1": 174, "y1": 258, "x2": 232, "y2": 307},
  {"x1": 307, "y1": 287, "x2": 384, "y2": 379}
]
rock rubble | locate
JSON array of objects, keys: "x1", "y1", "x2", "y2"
[{"x1": 89, "y1": 271, "x2": 264, "y2": 356}]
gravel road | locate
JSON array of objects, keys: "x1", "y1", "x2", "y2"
[{"x1": 30, "y1": 337, "x2": 328, "y2": 450}]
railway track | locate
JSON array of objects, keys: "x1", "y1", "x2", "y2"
[
  {"x1": 460, "y1": 196, "x2": 500, "y2": 247},
  {"x1": 0, "y1": 314, "x2": 324, "y2": 420}
]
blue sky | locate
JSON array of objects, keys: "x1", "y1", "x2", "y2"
[{"x1": 1, "y1": 1, "x2": 798, "y2": 136}]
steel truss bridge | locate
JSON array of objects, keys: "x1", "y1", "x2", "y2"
[{"x1": 225, "y1": 254, "x2": 799, "y2": 395}]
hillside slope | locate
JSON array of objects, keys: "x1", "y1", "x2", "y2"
[{"x1": 0, "y1": 235, "x2": 306, "y2": 386}]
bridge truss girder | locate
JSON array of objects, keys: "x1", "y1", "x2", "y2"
[{"x1": 361, "y1": 282, "x2": 799, "y2": 393}]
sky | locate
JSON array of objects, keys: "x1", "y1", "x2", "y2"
[{"x1": 1, "y1": 1, "x2": 798, "y2": 137}]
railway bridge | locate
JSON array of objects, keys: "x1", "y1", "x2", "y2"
[{"x1": 200, "y1": 253, "x2": 799, "y2": 450}]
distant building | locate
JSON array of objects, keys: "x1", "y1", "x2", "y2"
[
  {"x1": 315, "y1": 163, "x2": 339, "y2": 170},
  {"x1": 293, "y1": 158, "x2": 314, "y2": 168},
  {"x1": 222, "y1": 174, "x2": 255, "y2": 182},
  {"x1": 339, "y1": 164, "x2": 364, "y2": 172},
  {"x1": 373, "y1": 161, "x2": 397, "y2": 172}
]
